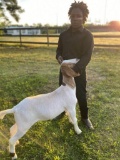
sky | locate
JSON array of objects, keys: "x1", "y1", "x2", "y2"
[{"x1": 10, "y1": 0, "x2": 120, "y2": 26}]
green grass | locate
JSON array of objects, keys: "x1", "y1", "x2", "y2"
[{"x1": 0, "y1": 46, "x2": 120, "y2": 160}]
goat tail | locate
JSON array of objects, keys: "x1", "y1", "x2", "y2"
[{"x1": 0, "y1": 109, "x2": 14, "y2": 119}]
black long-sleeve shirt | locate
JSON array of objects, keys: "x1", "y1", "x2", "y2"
[{"x1": 56, "y1": 26, "x2": 94, "y2": 73}]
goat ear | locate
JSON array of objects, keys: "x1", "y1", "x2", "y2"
[
  {"x1": 61, "y1": 65, "x2": 69, "y2": 76},
  {"x1": 63, "y1": 75, "x2": 75, "y2": 88},
  {"x1": 61, "y1": 65, "x2": 80, "y2": 77}
]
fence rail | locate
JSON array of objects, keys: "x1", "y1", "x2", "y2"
[{"x1": 0, "y1": 27, "x2": 120, "y2": 47}]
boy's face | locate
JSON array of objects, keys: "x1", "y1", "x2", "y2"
[{"x1": 70, "y1": 8, "x2": 83, "y2": 28}]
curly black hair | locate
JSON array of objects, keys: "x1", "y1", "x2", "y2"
[{"x1": 68, "y1": 1, "x2": 89, "y2": 24}]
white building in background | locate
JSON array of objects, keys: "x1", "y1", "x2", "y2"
[{"x1": 5, "y1": 26, "x2": 41, "y2": 35}]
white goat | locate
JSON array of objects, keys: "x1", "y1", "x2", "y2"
[{"x1": 0, "y1": 59, "x2": 82, "y2": 160}]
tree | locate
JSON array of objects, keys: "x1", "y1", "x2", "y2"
[
  {"x1": 0, "y1": 0, "x2": 24, "y2": 22},
  {"x1": 62, "y1": 23, "x2": 70, "y2": 28},
  {"x1": 32, "y1": 23, "x2": 43, "y2": 27}
]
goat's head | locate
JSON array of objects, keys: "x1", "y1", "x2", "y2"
[{"x1": 61, "y1": 61, "x2": 80, "y2": 88}]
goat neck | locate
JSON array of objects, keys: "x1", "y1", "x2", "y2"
[{"x1": 63, "y1": 75, "x2": 76, "y2": 89}]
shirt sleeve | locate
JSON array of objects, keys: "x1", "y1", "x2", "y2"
[
  {"x1": 73, "y1": 32, "x2": 94, "y2": 74},
  {"x1": 56, "y1": 34, "x2": 63, "y2": 60}
]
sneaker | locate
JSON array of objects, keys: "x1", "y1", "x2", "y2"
[{"x1": 81, "y1": 118, "x2": 94, "y2": 130}]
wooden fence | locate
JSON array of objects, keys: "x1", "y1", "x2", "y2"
[{"x1": 0, "y1": 27, "x2": 120, "y2": 47}]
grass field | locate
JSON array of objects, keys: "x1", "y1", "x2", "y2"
[{"x1": 0, "y1": 46, "x2": 120, "y2": 160}]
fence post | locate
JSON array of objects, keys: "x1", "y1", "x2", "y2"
[
  {"x1": 46, "y1": 27, "x2": 49, "y2": 46},
  {"x1": 19, "y1": 29, "x2": 22, "y2": 47}
]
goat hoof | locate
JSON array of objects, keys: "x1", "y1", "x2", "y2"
[
  {"x1": 12, "y1": 155, "x2": 17, "y2": 160},
  {"x1": 76, "y1": 129, "x2": 82, "y2": 135},
  {"x1": 12, "y1": 158, "x2": 17, "y2": 160},
  {"x1": 10, "y1": 153, "x2": 17, "y2": 160}
]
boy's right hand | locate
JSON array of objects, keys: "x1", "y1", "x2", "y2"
[{"x1": 57, "y1": 56, "x2": 63, "y2": 64}]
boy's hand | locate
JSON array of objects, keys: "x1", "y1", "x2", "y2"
[{"x1": 57, "y1": 56, "x2": 63, "y2": 64}]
